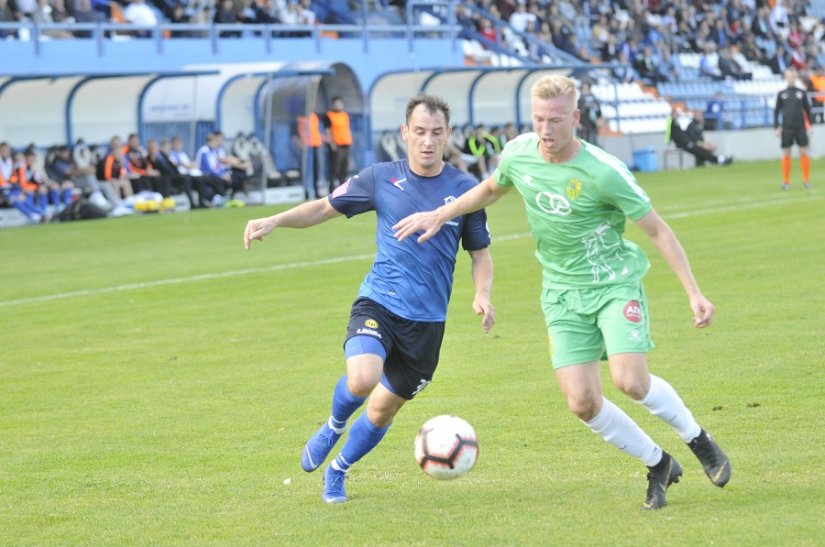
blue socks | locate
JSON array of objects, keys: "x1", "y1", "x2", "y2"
[
  {"x1": 330, "y1": 375, "x2": 366, "y2": 431},
  {"x1": 332, "y1": 413, "x2": 389, "y2": 472}
]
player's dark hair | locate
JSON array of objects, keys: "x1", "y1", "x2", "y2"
[{"x1": 405, "y1": 95, "x2": 451, "y2": 126}]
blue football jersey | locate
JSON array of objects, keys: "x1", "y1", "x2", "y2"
[{"x1": 329, "y1": 160, "x2": 490, "y2": 322}]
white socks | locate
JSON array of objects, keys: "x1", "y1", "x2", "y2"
[
  {"x1": 638, "y1": 375, "x2": 701, "y2": 443},
  {"x1": 584, "y1": 398, "x2": 662, "y2": 467}
]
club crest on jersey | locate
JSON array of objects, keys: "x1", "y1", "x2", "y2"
[
  {"x1": 567, "y1": 178, "x2": 582, "y2": 200},
  {"x1": 443, "y1": 196, "x2": 459, "y2": 226},
  {"x1": 389, "y1": 177, "x2": 406, "y2": 191},
  {"x1": 623, "y1": 300, "x2": 643, "y2": 323}
]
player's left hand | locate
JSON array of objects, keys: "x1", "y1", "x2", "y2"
[
  {"x1": 473, "y1": 297, "x2": 496, "y2": 333},
  {"x1": 690, "y1": 293, "x2": 715, "y2": 328}
]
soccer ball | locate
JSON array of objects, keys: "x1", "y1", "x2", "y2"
[{"x1": 414, "y1": 415, "x2": 478, "y2": 480}]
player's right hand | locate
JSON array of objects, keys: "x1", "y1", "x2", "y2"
[
  {"x1": 393, "y1": 211, "x2": 444, "y2": 243},
  {"x1": 243, "y1": 218, "x2": 275, "y2": 250}
]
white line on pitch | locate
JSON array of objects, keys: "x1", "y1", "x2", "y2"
[{"x1": 1, "y1": 193, "x2": 820, "y2": 308}]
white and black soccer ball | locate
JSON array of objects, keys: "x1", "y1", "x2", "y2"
[{"x1": 414, "y1": 415, "x2": 478, "y2": 480}]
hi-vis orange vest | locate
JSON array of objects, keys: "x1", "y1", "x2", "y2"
[
  {"x1": 297, "y1": 112, "x2": 323, "y2": 147},
  {"x1": 326, "y1": 110, "x2": 353, "y2": 146}
]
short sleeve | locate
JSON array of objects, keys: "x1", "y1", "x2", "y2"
[
  {"x1": 598, "y1": 166, "x2": 651, "y2": 221},
  {"x1": 461, "y1": 208, "x2": 490, "y2": 251},
  {"x1": 328, "y1": 165, "x2": 376, "y2": 218}
]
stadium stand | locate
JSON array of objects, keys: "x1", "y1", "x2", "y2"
[{"x1": 3, "y1": 0, "x2": 825, "y2": 228}]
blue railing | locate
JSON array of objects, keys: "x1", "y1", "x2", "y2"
[{"x1": 0, "y1": 19, "x2": 461, "y2": 57}]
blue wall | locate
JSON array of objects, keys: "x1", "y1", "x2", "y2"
[{"x1": 4, "y1": 35, "x2": 465, "y2": 93}]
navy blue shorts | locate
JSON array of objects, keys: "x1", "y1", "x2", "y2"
[{"x1": 345, "y1": 297, "x2": 445, "y2": 400}]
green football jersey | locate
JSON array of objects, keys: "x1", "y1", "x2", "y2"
[{"x1": 495, "y1": 133, "x2": 652, "y2": 289}]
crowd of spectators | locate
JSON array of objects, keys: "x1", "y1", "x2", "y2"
[
  {"x1": 456, "y1": 0, "x2": 825, "y2": 86},
  {"x1": 5, "y1": 0, "x2": 825, "y2": 92},
  {"x1": 0, "y1": 0, "x2": 320, "y2": 38},
  {"x1": 0, "y1": 131, "x2": 272, "y2": 223}
]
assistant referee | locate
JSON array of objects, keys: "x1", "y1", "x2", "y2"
[{"x1": 774, "y1": 68, "x2": 812, "y2": 190}]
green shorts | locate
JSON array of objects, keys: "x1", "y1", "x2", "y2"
[{"x1": 540, "y1": 283, "x2": 654, "y2": 369}]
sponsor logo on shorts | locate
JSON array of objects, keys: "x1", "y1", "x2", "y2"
[
  {"x1": 365, "y1": 319, "x2": 378, "y2": 329},
  {"x1": 623, "y1": 300, "x2": 643, "y2": 323},
  {"x1": 356, "y1": 327, "x2": 382, "y2": 338}
]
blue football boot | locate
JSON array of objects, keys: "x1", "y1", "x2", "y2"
[{"x1": 301, "y1": 420, "x2": 342, "y2": 472}]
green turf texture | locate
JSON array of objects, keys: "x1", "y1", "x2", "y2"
[{"x1": 1, "y1": 159, "x2": 823, "y2": 545}]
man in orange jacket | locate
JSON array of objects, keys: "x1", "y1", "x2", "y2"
[
  {"x1": 296, "y1": 111, "x2": 323, "y2": 200},
  {"x1": 323, "y1": 96, "x2": 353, "y2": 193}
]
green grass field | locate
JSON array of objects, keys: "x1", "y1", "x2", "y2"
[{"x1": 2, "y1": 159, "x2": 824, "y2": 545}]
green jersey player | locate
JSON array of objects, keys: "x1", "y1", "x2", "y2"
[{"x1": 394, "y1": 74, "x2": 731, "y2": 510}]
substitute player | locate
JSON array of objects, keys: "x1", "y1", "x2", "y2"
[
  {"x1": 244, "y1": 95, "x2": 495, "y2": 504},
  {"x1": 395, "y1": 74, "x2": 731, "y2": 510},
  {"x1": 775, "y1": 68, "x2": 813, "y2": 190}
]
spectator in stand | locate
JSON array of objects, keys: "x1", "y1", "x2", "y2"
[
  {"x1": 788, "y1": 44, "x2": 806, "y2": 71},
  {"x1": 12, "y1": 0, "x2": 36, "y2": 19},
  {"x1": 600, "y1": 33, "x2": 620, "y2": 62},
  {"x1": 769, "y1": 0, "x2": 790, "y2": 41},
  {"x1": 508, "y1": 0, "x2": 535, "y2": 35},
  {"x1": 673, "y1": 20, "x2": 695, "y2": 53},
  {"x1": 477, "y1": 17, "x2": 497, "y2": 46},
  {"x1": 1, "y1": 147, "x2": 49, "y2": 223},
  {"x1": 710, "y1": 17, "x2": 731, "y2": 49},
  {"x1": 464, "y1": 123, "x2": 500, "y2": 179},
  {"x1": 214, "y1": 0, "x2": 241, "y2": 37},
  {"x1": 0, "y1": 0, "x2": 15, "y2": 39},
  {"x1": 635, "y1": 46, "x2": 665, "y2": 85},
  {"x1": 699, "y1": 46, "x2": 724, "y2": 81},
  {"x1": 298, "y1": 0, "x2": 314, "y2": 25},
  {"x1": 656, "y1": 48, "x2": 680, "y2": 83},
  {"x1": 591, "y1": 14, "x2": 610, "y2": 52},
  {"x1": 166, "y1": 135, "x2": 205, "y2": 206},
  {"x1": 213, "y1": 130, "x2": 251, "y2": 198},
  {"x1": 100, "y1": 141, "x2": 136, "y2": 200},
  {"x1": 195, "y1": 132, "x2": 231, "y2": 207},
  {"x1": 612, "y1": 51, "x2": 640, "y2": 84},
  {"x1": 123, "y1": 133, "x2": 161, "y2": 193},
  {"x1": 146, "y1": 138, "x2": 198, "y2": 208},
  {"x1": 24, "y1": 147, "x2": 74, "y2": 212},
  {"x1": 751, "y1": 6, "x2": 773, "y2": 42},
  {"x1": 72, "y1": 0, "x2": 104, "y2": 37},
  {"x1": 31, "y1": 0, "x2": 74, "y2": 38},
  {"x1": 500, "y1": 122, "x2": 518, "y2": 147},
  {"x1": 667, "y1": 108, "x2": 733, "y2": 167},
  {"x1": 49, "y1": 144, "x2": 104, "y2": 202},
  {"x1": 167, "y1": 135, "x2": 197, "y2": 174},
  {"x1": 739, "y1": 33, "x2": 770, "y2": 68},
  {"x1": 123, "y1": 0, "x2": 158, "y2": 37},
  {"x1": 718, "y1": 45, "x2": 753, "y2": 80}
]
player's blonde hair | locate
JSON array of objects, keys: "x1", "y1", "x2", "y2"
[{"x1": 531, "y1": 74, "x2": 578, "y2": 102}]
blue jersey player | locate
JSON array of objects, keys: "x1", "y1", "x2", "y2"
[{"x1": 243, "y1": 95, "x2": 495, "y2": 504}]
